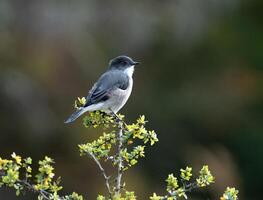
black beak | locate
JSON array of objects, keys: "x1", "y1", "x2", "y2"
[{"x1": 133, "y1": 61, "x2": 140, "y2": 65}]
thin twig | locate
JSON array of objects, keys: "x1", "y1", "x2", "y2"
[
  {"x1": 87, "y1": 152, "x2": 113, "y2": 198},
  {"x1": 184, "y1": 182, "x2": 198, "y2": 192},
  {"x1": 18, "y1": 179, "x2": 64, "y2": 200}
]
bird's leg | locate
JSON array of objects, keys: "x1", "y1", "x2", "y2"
[
  {"x1": 109, "y1": 109, "x2": 127, "y2": 127},
  {"x1": 109, "y1": 110, "x2": 121, "y2": 122}
]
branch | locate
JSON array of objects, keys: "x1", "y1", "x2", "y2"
[
  {"x1": 116, "y1": 123, "x2": 124, "y2": 195},
  {"x1": 18, "y1": 179, "x2": 63, "y2": 200},
  {"x1": 0, "y1": 171, "x2": 55, "y2": 200},
  {"x1": 87, "y1": 151, "x2": 113, "y2": 198}
]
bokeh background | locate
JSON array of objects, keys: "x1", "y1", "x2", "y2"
[{"x1": 0, "y1": 0, "x2": 262, "y2": 199}]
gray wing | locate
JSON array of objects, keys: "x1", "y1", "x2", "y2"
[{"x1": 84, "y1": 70, "x2": 129, "y2": 107}]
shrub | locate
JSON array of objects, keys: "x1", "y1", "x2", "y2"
[{"x1": 0, "y1": 98, "x2": 239, "y2": 200}]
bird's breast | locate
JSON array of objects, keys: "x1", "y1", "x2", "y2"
[{"x1": 108, "y1": 77, "x2": 133, "y2": 113}]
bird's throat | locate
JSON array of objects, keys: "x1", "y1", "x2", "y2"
[{"x1": 124, "y1": 66, "x2": 134, "y2": 77}]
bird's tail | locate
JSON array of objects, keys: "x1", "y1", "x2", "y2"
[{"x1": 64, "y1": 107, "x2": 88, "y2": 124}]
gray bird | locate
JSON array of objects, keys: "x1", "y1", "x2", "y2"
[{"x1": 64, "y1": 55, "x2": 140, "y2": 123}]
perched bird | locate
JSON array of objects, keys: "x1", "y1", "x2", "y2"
[{"x1": 64, "y1": 55, "x2": 140, "y2": 123}]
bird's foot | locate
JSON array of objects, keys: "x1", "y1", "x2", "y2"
[{"x1": 109, "y1": 111, "x2": 126, "y2": 127}]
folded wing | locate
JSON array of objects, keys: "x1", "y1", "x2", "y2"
[{"x1": 84, "y1": 70, "x2": 129, "y2": 107}]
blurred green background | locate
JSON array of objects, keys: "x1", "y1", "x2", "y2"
[{"x1": 0, "y1": 0, "x2": 262, "y2": 199}]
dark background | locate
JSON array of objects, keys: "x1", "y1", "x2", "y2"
[{"x1": 0, "y1": 0, "x2": 262, "y2": 199}]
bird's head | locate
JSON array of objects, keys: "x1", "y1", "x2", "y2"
[{"x1": 108, "y1": 56, "x2": 140, "y2": 71}]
